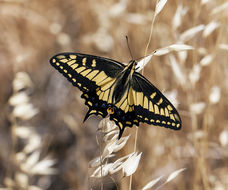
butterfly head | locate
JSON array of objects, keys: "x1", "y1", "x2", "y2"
[{"x1": 129, "y1": 60, "x2": 137, "y2": 67}]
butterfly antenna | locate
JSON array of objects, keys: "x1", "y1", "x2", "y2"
[{"x1": 126, "y1": 36, "x2": 134, "y2": 60}]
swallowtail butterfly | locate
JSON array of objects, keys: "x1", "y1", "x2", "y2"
[{"x1": 50, "y1": 53, "x2": 181, "y2": 138}]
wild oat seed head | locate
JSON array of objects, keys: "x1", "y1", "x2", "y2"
[
  {"x1": 23, "y1": 134, "x2": 41, "y2": 153},
  {"x1": 153, "y1": 47, "x2": 170, "y2": 56},
  {"x1": 169, "y1": 55, "x2": 186, "y2": 86},
  {"x1": 108, "y1": 160, "x2": 123, "y2": 175},
  {"x1": 57, "y1": 33, "x2": 71, "y2": 46},
  {"x1": 15, "y1": 172, "x2": 28, "y2": 189},
  {"x1": 4, "y1": 177, "x2": 15, "y2": 188},
  {"x1": 98, "y1": 118, "x2": 118, "y2": 133},
  {"x1": 203, "y1": 21, "x2": 220, "y2": 38},
  {"x1": 109, "y1": 0, "x2": 127, "y2": 17},
  {"x1": 110, "y1": 135, "x2": 130, "y2": 152},
  {"x1": 219, "y1": 44, "x2": 228, "y2": 51},
  {"x1": 29, "y1": 158, "x2": 57, "y2": 175},
  {"x1": 163, "y1": 90, "x2": 179, "y2": 108},
  {"x1": 179, "y1": 25, "x2": 205, "y2": 42},
  {"x1": 177, "y1": 50, "x2": 188, "y2": 63},
  {"x1": 12, "y1": 103, "x2": 39, "y2": 120},
  {"x1": 12, "y1": 103, "x2": 38, "y2": 120},
  {"x1": 136, "y1": 54, "x2": 153, "y2": 72},
  {"x1": 219, "y1": 130, "x2": 228, "y2": 147},
  {"x1": 8, "y1": 92, "x2": 30, "y2": 106},
  {"x1": 125, "y1": 13, "x2": 147, "y2": 25},
  {"x1": 190, "y1": 102, "x2": 206, "y2": 115},
  {"x1": 90, "y1": 163, "x2": 113, "y2": 178},
  {"x1": 198, "y1": 47, "x2": 208, "y2": 56},
  {"x1": 16, "y1": 152, "x2": 26, "y2": 163},
  {"x1": 155, "y1": 0, "x2": 168, "y2": 16},
  {"x1": 189, "y1": 64, "x2": 201, "y2": 85},
  {"x1": 200, "y1": 54, "x2": 213, "y2": 66},
  {"x1": 102, "y1": 136, "x2": 129, "y2": 157},
  {"x1": 103, "y1": 130, "x2": 119, "y2": 142},
  {"x1": 189, "y1": 130, "x2": 205, "y2": 140},
  {"x1": 201, "y1": 0, "x2": 212, "y2": 5},
  {"x1": 28, "y1": 185, "x2": 43, "y2": 190},
  {"x1": 14, "y1": 126, "x2": 34, "y2": 139},
  {"x1": 93, "y1": 28, "x2": 114, "y2": 52},
  {"x1": 166, "y1": 168, "x2": 186, "y2": 183},
  {"x1": 23, "y1": 151, "x2": 41, "y2": 171},
  {"x1": 49, "y1": 22, "x2": 62, "y2": 35},
  {"x1": 211, "y1": 2, "x2": 228, "y2": 15},
  {"x1": 142, "y1": 175, "x2": 164, "y2": 190},
  {"x1": 172, "y1": 4, "x2": 188, "y2": 30},
  {"x1": 89, "y1": 156, "x2": 114, "y2": 168},
  {"x1": 13, "y1": 72, "x2": 33, "y2": 92},
  {"x1": 154, "y1": 44, "x2": 193, "y2": 56},
  {"x1": 209, "y1": 86, "x2": 221, "y2": 104},
  {"x1": 122, "y1": 152, "x2": 142, "y2": 177},
  {"x1": 21, "y1": 150, "x2": 57, "y2": 175}
]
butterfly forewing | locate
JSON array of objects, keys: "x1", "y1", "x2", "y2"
[{"x1": 50, "y1": 53, "x2": 124, "y2": 90}]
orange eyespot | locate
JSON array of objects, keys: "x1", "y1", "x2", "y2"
[{"x1": 107, "y1": 107, "x2": 114, "y2": 114}]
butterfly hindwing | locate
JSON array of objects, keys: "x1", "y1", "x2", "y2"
[{"x1": 131, "y1": 72, "x2": 181, "y2": 130}]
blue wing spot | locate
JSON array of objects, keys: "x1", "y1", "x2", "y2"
[{"x1": 117, "y1": 111, "x2": 122, "y2": 116}]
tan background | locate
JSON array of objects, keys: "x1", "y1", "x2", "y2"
[{"x1": 0, "y1": 0, "x2": 227, "y2": 189}]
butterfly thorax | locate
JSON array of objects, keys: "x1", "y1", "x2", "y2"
[{"x1": 112, "y1": 60, "x2": 137, "y2": 104}]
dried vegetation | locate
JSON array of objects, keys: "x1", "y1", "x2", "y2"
[{"x1": 0, "y1": 0, "x2": 227, "y2": 189}]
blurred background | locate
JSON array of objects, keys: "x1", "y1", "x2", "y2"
[{"x1": 0, "y1": 0, "x2": 228, "y2": 189}]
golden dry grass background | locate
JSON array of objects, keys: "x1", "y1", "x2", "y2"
[{"x1": 0, "y1": 0, "x2": 228, "y2": 189}]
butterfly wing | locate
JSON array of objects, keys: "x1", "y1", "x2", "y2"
[
  {"x1": 131, "y1": 72, "x2": 182, "y2": 130},
  {"x1": 50, "y1": 53, "x2": 124, "y2": 91},
  {"x1": 50, "y1": 52, "x2": 125, "y2": 119}
]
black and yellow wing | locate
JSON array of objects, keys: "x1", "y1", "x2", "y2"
[
  {"x1": 131, "y1": 73, "x2": 181, "y2": 130},
  {"x1": 50, "y1": 52, "x2": 125, "y2": 120},
  {"x1": 50, "y1": 53, "x2": 181, "y2": 139},
  {"x1": 50, "y1": 53, "x2": 124, "y2": 91},
  {"x1": 105, "y1": 71, "x2": 181, "y2": 138}
]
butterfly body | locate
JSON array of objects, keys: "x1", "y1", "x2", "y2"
[
  {"x1": 50, "y1": 53, "x2": 181, "y2": 138},
  {"x1": 112, "y1": 60, "x2": 136, "y2": 104}
]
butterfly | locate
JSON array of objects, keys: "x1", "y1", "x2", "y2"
[{"x1": 50, "y1": 53, "x2": 181, "y2": 138}]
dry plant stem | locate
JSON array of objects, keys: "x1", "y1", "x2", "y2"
[
  {"x1": 190, "y1": 2, "x2": 202, "y2": 190},
  {"x1": 10, "y1": 117, "x2": 17, "y2": 157},
  {"x1": 144, "y1": 0, "x2": 158, "y2": 59},
  {"x1": 189, "y1": 0, "x2": 223, "y2": 187},
  {"x1": 96, "y1": 134, "x2": 104, "y2": 190},
  {"x1": 128, "y1": 127, "x2": 139, "y2": 190},
  {"x1": 198, "y1": 11, "x2": 225, "y2": 190},
  {"x1": 109, "y1": 175, "x2": 119, "y2": 190},
  {"x1": 9, "y1": 116, "x2": 18, "y2": 177},
  {"x1": 200, "y1": 107, "x2": 210, "y2": 189},
  {"x1": 191, "y1": 111, "x2": 200, "y2": 190},
  {"x1": 155, "y1": 181, "x2": 166, "y2": 190},
  {"x1": 129, "y1": 1, "x2": 158, "y2": 189}
]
